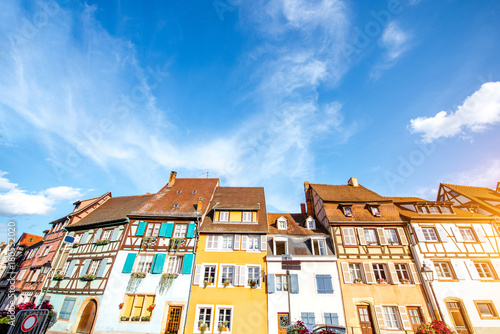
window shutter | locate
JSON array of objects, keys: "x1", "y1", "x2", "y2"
[
  {"x1": 316, "y1": 275, "x2": 325, "y2": 293},
  {"x1": 206, "y1": 235, "x2": 213, "y2": 249},
  {"x1": 398, "y1": 306, "x2": 412, "y2": 330},
  {"x1": 290, "y1": 274, "x2": 299, "y2": 294},
  {"x1": 239, "y1": 265, "x2": 246, "y2": 286},
  {"x1": 397, "y1": 228, "x2": 409, "y2": 245},
  {"x1": 436, "y1": 225, "x2": 448, "y2": 242},
  {"x1": 93, "y1": 229, "x2": 103, "y2": 243},
  {"x1": 182, "y1": 253, "x2": 194, "y2": 274},
  {"x1": 451, "y1": 226, "x2": 464, "y2": 242},
  {"x1": 450, "y1": 260, "x2": 468, "y2": 280},
  {"x1": 80, "y1": 259, "x2": 91, "y2": 277},
  {"x1": 96, "y1": 258, "x2": 108, "y2": 277},
  {"x1": 377, "y1": 228, "x2": 388, "y2": 245},
  {"x1": 193, "y1": 265, "x2": 202, "y2": 286},
  {"x1": 233, "y1": 266, "x2": 240, "y2": 286},
  {"x1": 465, "y1": 260, "x2": 480, "y2": 280},
  {"x1": 136, "y1": 221, "x2": 147, "y2": 236},
  {"x1": 234, "y1": 235, "x2": 240, "y2": 250},
  {"x1": 122, "y1": 253, "x2": 137, "y2": 273},
  {"x1": 241, "y1": 235, "x2": 248, "y2": 251},
  {"x1": 413, "y1": 226, "x2": 425, "y2": 242},
  {"x1": 341, "y1": 262, "x2": 352, "y2": 284},
  {"x1": 80, "y1": 231, "x2": 89, "y2": 244},
  {"x1": 65, "y1": 260, "x2": 77, "y2": 277},
  {"x1": 473, "y1": 225, "x2": 487, "y2": 242},
  {"x1": 374, "y1": 305, "x2": 386, "y2": 329},
  {"x1": 110, "y1": 228, "x2": 120, "y2": 241},
  {"x1": 158, "y1": 223, "x2": 168, "y2": 237},
  {"x1": 491, "y1": 259, "x2": 500, "y2": 279},
  {"x1": 186, "y1": 222, "x2": 196, "y2": 239},
  {"x1": 165, "y1": 222, "x2": 175, "y2": 238},
  {"x1": 260, "y1": 235, "x2": 267, "y2": 251},
  {"x1": 151, "y1": 254, "x2": 166, "y2": 274},
  {"x1": 324, "y1": 275, "x2": 333, "y2": 293},
  {"x1": 408, "y1": 263, "x2": 421, "y2": 284},
  {"x1": 357, "y1": 228, "x2": 367, "y2": 245},
  {"x1": 328, "y1": 313, "x2": 339, "y2": 325},
  {"x1": 363, "y1": 263, "x2": 376, "y2": 284},
  {"x1": 267, "y1": 274, "x2": 275, "y2": 293},
  {"x1": 387, "y1": 262, "x2": 400, "y2": 284},
  {"x1": 213, "y1": 235, "x2": 219, "y2": 249}
]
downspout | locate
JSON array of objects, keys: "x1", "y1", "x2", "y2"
[{"x1": 182, "y1": 215, "x2": 201, "y2": 334}]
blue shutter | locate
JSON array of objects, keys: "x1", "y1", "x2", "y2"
[
  {"x1": 290, "y1": 274, "x2": 299, "y2": 294},
  {"x1": 267, "y1": 274, "x2": 275, "y2": 293},
  {"x1": 159, "y1": 223, "x2": 168, "y2": 237},
  {"x1": 186, "y1": 222, "x2": 196, "y2": 239},
  {"x1": 316, "y1": 275, "x2": 325, "y2": 293},
  {"x1": 122, "y1": 253, "x2": 137, "y2": 273},
  {"x1": 110, "y1": 228, "x2": 120, "y2": 241},
  {"x1": 182, "y1": 253, "x2": 194, "y2": 274},
  {"x1": 301, "y1": 312, "x2": 315, "y2": 325},
  {"x1": 93, "y1": 229, "x2": 103, "y2": 242},
  {"x1": 60, "y1": 298, "x2": 76, "y2": 320},
  {"x1": 136, "y1": 221, "x2": 147, "y2": 236},
  {"x1": 65, "y1": 260, "x2": 77, "y2": 277},
  {"x1": 165, "y1": 222, "x2": 174, "y2": 238},
  {"x1": 324, "y1": 275, "x2": 333, "y2": 293},
  {"x1": 151, "y1": 254, "x2": 166, "y2": 274},
  {"x1": 325, "y1": 313, "x2": 339, "y2": 325},
  {"x1": 80, "y1": 259, "x2": 91, "y2": 277},
  {"x1": 80, "y1": 231, "x2": 89, "y2": 244},
  {"x1": 96, "y1": 259, "x2": 108, "y2": 277},
  {"x1": 317, "y1": 275, "x2": 333, "y2": 294}
]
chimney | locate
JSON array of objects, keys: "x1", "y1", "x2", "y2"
[
  {"x1": 168, "y1": 171, "x2": 177, "y2": 187},
  {"x1": 496, "y1": 182, "x2": 500, "y2": 193},
  {"x1": 300, "y1": 203, "x2": 306, "y2": 215},
  {"x1": 348, "y1": 177, "x2": 359, "y2": 187},
  {"x1": 304, "y1": 182, "x2": 313, "y2": 216},
  {"x1": 196, "y1": 197, "x2": 203, "y2": 212}
]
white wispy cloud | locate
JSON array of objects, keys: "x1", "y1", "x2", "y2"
[
  {"x1": 0, "y1": 171, "x2": 83, "y2": 216},
  {"x1": 409, "y1": 82, "x2": 500, "y2": 143}
]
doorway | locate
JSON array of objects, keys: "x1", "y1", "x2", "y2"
[
  {"x1": 166, "y1": 306, "x2": 182, "y2": 334},
  {"x1": 278, "y1": 313, "x2": 289, "y2": 334},
  {"x1": 357, "y1": 305, "x2": 374, "y2": 334},
  {"x1": 447, "y1": 301, "x2": 471, "y2": 334},
  {"x1": 76, "y1": 299, "x2": 98, "y2": 334}
]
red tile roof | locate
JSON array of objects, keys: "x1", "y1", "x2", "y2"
[
  {"x1": 268, "y1": 213, "x2": 328, "y2": 235},
  {"x1": 310, "y1": 183, "x2": 390, "y2": 203},
  {"x1": 17, "y1": 233, "x2": 43, "y2": 247}
]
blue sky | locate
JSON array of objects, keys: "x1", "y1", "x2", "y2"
[{"x1": 1, "y1": 0, "x2": 500, "y2": 241}]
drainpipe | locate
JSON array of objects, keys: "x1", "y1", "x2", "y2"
[{"x1": 182, "y1": 216, "x2": 201, "y2": 334}]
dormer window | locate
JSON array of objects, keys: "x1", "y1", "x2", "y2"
[
  {"x1": 429, "y1": 206, "x2": 440, "y2": 214},
  {"x1": 306, "y1": 217, "x2": 316, "y2": 230},
  {"x1": 417, "y1": 206, "x2": 429, "y2": 214},
  {"x1": 441, "y1": 206, "x2": 452, "y2": 214},
  {"x1": 176, "y1": 190, "x2": 182, "y2": 194},
  {"x1": 277, "y1": 217, "x2": 287, "y2": 230},
  {"x1": 173, "y1": 204, "x2": 179, "y2": 208},
  {"x1": 242, "y1": 212, "x2": 252, "y2": 222},
  {"x1": 343, "y1": 206, "x2": 353, "y2": 217},
  {"x1": 370, "y1": 206, "x2": 381, "y2": 217},
  {"x1": 219, "y1": 211, "x2": 229, "y2": 222}
]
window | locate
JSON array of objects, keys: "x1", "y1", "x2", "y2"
[
  {"x1": 316, "y1": 275, "x2": 333, "y2": 294},
  {"x1": 152, "y1": 224, "x2": 161, "y2": 237},
  {"x1": 372, "y1": 264, "x2": 387, "y2": 282},
  {"x1": 385, "y1": 229, "x2": 399, "y2": 245},
  {"x1": 394, "y1": 264, "x2": 410, "y2": 282},
  {"x1": 221, "y1": 235, "x2": 234, "y2": 250},
  {"x1": 349, "y1": 264, "x2": 363, "y2": 282},
  {"x1": 60, "y1": 262, "x2": 70, "y2": 276},
  {"x1": 324, "y1": 313, "x2": 339, "y2": 325},
  {"x1": 342, "y1": 228, "x2": 357, "y2": 245},
  {"x1": 242, "y1": 212, "x2": 252, "y2": 222},
  {"x1": 247, "y1": 236, "x2": 260, "y2": 251},
  {"x1": 203, "y1": 265, "x2": 217, "y2": 286},
  {"x1": 198, "y1": 307, "x2": 212, "y2": 331},
  {"x1": 441, "y1": 206, "x2": 452, "y2": 214},
  {"x1": 247, "y1": 266, "x2": 260, "y2": 287},
  {"x1": 434, "y1": 262, "x2": 454, "y2": 279},
  {"x1": 475, "y1": 301, "x2": 499, "y2": 319},
  {"x1": 135, "y1": 255, "x2": 154, "y2": 273},
  {"x1": 74, "y1": 234, "x2": 82, "y2": 244},
  {"x1": 101, "y1": 229, "x2": 112, "y2": 240},
  {"x1": 217, "y1": 308, "x2": 232, "y2": 331},
  {"x1": 417, "y1": 206, "x2": 429, "y2": 214},
  {"x1": 306, "y1": 217, "x2": 316, "y2": 230},
  {"x1": 59, "y1": 297, "x2": 76, "y2": 320},
  {"x1": 145, "y1": 224, "x2": 154, "y2": 237},
  {"x1": 429, "y1": 206, "x2": 440, "y2": 214},
  {"x1": 277, "y1": 217, "x2": 287, "y2": 230},
  {"x1": 121, "y1": 294, "x2": 155, "y2": 322},
  {"x1": 408, "y1": 307, "x2": 423, "y2": 327},
  {"x1": 475, "y1": 262, "x2": 495, "y2": 279},
  {"x1": 274, "y1": 240, "x2": 287, "y2": 255},
  {"x1": 206, "y1": 235, "x2": 219, "y2": 250},
  {"x1": 371, "y1": 206, "x2": 381, "y2": 216},
  {"x1": 460, "y1": 228, "x2": 476, "y2": 242},
  {"x1": 166, "y1": 256, "x2": 182, "y2": 274},
  {"x1": 313, "y1": 239, "x2": 327, "y2": 255},
  {"x1": 383, "y1": 306, "x2": 401, "y2": 330},
  {"x1": 30, "y1": 270, "x2": 40, "y2": 282},
  {"x1": 422, "y1": 228, "x2": 439, "y2": 242},
  {"x1": 276, "y1": 275, "x2": 288, "y2": 291},
  {"x1": 219, "y1": 211, "x2": 229, "y2": 222},
  {"x1": 173, "y1": 224, "x2": 187, "y2": 238},
  {"x1": 88, "y1": 260, "x2": 101, "y2": 276},
  {"x1": 301, "y1": 312, "x2": 315, "y2": 326},
  {"x1": 220, "y1": 266, "x2": 234, "y2": 286},
  {"x1": 173, "y1": 204, "x2": 179, "y2": 208},
  {"x1": 343, "y1": 206, "x2": 353, "y2": 217},
  {"x1": 364, "y1": 229, "x2": 378, "y2": 245}
]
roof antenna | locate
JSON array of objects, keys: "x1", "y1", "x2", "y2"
[{"x1": 200, "y1": 172, "x2": 209, "y2": 178}]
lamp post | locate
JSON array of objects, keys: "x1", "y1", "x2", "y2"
[
  {"x1": 38, "y1": 261, "x2": 53, "y2": 307},
  {"x1": 421, "y1": 263, "x2": 443, "y2": 321}
]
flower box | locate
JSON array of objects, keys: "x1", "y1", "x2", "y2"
[
  {"x1": 141, "y1": 316, "x2": 151, "y2": 322},
  {"x1": 131, "y1": 272, "x2": 146, "y2": 279},
  {"x1": 400, "y1": 279, "x2": 410, "y2": 284},
  {"x1": 95, "y1": 239, "x2": 110, "y2": 246},
  {"x1": 72, "y1": 243, "x2": 79, "y2": 248},
  {"x1": 52, "y1": 274, "x2": 64, "y2": 281},
  {"x1": 248, "y1": 279, "x2": 259, "y2": 288},
  {"x1": 80, "y1": 274, "x2": 96, "y2": 281},
  {"x1": 353, "y1": 278, "x2": 363, "y2": 284},
  {"x1": 203, "y1": 277, "x2": 213, "y2": 288},
  {"x1": 377, "y1": 278, "x2": 387, "y2": 284},
  {"x1": 131, "y1": 316, "x2": 140, "y2": 322},
  {"x1": 169, "y1": 238, "x2": 184, "y2": 250},
  {"x1": 223, "y1": 278, "x2": 231, "y2": 287},
  {"x1": 120, "y1": 316, "x2": 129, "y2": 321}
]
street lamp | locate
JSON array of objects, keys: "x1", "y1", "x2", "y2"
[
  {"x1": 420, "y1": 263, "x2": 443, "y2": 321},
  {"x1": 39, "y1": 261, "x2": 53, "y2": 306}
]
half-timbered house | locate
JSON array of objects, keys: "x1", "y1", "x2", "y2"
[
  {"x1": 95, "y1": 172, "x2": 219, "y2": 334},
  {"x1": 12, "y1": 239, "x2": 43, "y2": 304},
  {"x1": 186, "y1": 186, "x2": 269, "y2": 334},
  {"x1": 305, "y1": 178, "x2": 432, "y2": 334},
  {"x1": 46, "y1": 194, "x2": 153, "y2": 334},
  {"x1": 392, "y1": 196, "x2": 500, "y2": 334},
  {"x1": 266, "y1": 212, "x2": 345, "y2": 333},
  {"x1": 437, "y1": 183, "x2": 500, "y2": 217}
]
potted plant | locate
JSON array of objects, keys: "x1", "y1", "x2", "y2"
[
  {"x1": 377, "y1": 278, "x2": 387, "y2": 284},
  {"x1": 95, "y1": 239, "x2": 110, "y2": 246},
  {"x1": 52, "y1": 273, "x2": 65, "y2": 281},
  {"x1": 127, "y1": 272, "x2": 146, "y2": 293},
  {"x1": 198, "y1": 320, "x2": 208, "y2": 334},
  {"x1": 119, "y1": 303, "x2": 124, "y2": 309},
  {"x1": 169, "y1": 238, "x2": 184, "y2": 251},
  {"x1": 416, "y1": 320, "x2": 457, "y2": 334},
  {"x1": 203, "y1": 277, "x2": 213, "y2": 288},
  {"x1": 401, "y1": 278, "x2": 410, "y2": 284},
  {"x1": 150, "y1": 303, "x2": 156, "y2": 310},
  {"x1": 158, "y1": 273, "x2": 178, "y2": 294},
  {"x1": 131, "y1": 272, "x2": 147, "y2": 279},
  {"x1": 120, "y1": 316, "x2": 129, "y2": 321},
  {"x1": 80, "y1": 274, "x2": 96, "y2": 281},
  {"x1": 353, "y1": 278, "x2": 363, "y2": 283},
  {"x1": 72, "y1": 243, "x2": 79, "y2": 248},
  {"x1": 223, "y1": 278, "x2": 230, "y2": 287},
  {"x1": 218, "y1": 320, "x2": 229, "y2": 332},
  {"x1": 368, "y1": 241, "x2": 377, "y2": 246},
  {"x1": 141, "y1": 316, "x2": 151, "y2": 322},
  {"x1": 131, "y1": 316, "x2": 140, "y2": 322},
  {"x1": 248, "y1": 278, "x2": 259, "y2": 288},
  {"x1": 142, "y1": 236, "x2": 156, "y2": 249}
]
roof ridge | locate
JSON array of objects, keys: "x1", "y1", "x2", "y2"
[{"x1": 443, "y1": 183, "x2": 495, "y2": 190}]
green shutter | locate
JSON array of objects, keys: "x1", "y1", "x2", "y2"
[
  {"x1": 122, "y1": 253, "x2": 137, "y2": 273},
  {"x1": 182, "y1": 253, "x2": 194, "y2": 274},
  {"x1": 136, "y1": 221, "x2": 147, "y2": 236},
  {"x1": 159, "y1": 223, "x2": 168, "y2": 237},
  {"x1": 165, "y1": 222, "x2": 174, "y2": 238},
  {"x1": 151, "y1": 254, "x2": 166, "y2": 274},
  {"x1": 186, "y1": 222, "x2": 196, "y2": 239}
]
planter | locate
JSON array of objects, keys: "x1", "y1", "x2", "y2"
[
  {"x1": 141, "y1": 237, "x2": 156, "y2": 249},
  {"x1": 72, "y1": 244, "x2": 79, "y2": 248},
  {"x1": 52, "y1": 274, "x2": 64, "y2": 281},
  {"x1": 141, "y1": 316, "x2": 151, "y2": 322},
  {"x1": 131, "y1": 272, "x2": 147, "y2": 279},
  {"x1": 223, "y1": 279, "x2": 230, "y2": 287},
  {"x1": 353, "y1": 279, "x2": 363, "y2": 284},
  {"x1": 80, "y1": 274, "x2": 96, "y2": 281},
  {"x1": 131, "y1": 316, "x2": 140, "y2": 322},
  {"x1": 158, "y1": 274, "x2": 178, "y2": 294},
  {"x1": 120, "y1": 317, "x2": 129, "y2": 321},
  {"x1": 95, "y1": 239, "x2": 110, "y2": 246},
  {"x1": 169, "y1": 238, "x2": 184, "y2": 251},
  {"x1": 248, "y1": 279, "x2": 259, "y2": 288}
]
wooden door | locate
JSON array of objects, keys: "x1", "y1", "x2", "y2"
[
  {"x1": 166, "y1": 306, "x2": 182, "y2": 334},
  {"x1": 76, "y1": 300, "x2": 97, "y2": 334},
  {"x1": 357, "y1": 305, "x2": 374, "y2": 334},
  {"x1": 447, "y1": 302, "x2": 470, "y2": 334},
  {"x1": 278, "y1": 313, "x2": 289, "y2": 334},
  {"x1": 407, "y1": 307, "x2": 423, "y2": 332}
]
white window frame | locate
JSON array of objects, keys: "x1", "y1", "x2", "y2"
[
  {"x1": 101, "y1": 229, "x2": 112, "y2": 240},
  {"x1": 221, "y1": 235, "x2": 234, "y2": 251},
  {"x1": 215, "y1": 305, "x2": 233, "y2": 333},
  {"x1": 247, "y1": 235, "x2": 260, "y2": 251},
  {"x1": 364, "y1": 229, "x2": 378, "y2": 245},
  {"x1": 219, "y1": 265, "x2": 236, "y2": 287},
  {"x1": 394, "y1": 263, "x2": 410, "y2": 282},
  {"x1": 88, "y1": 260, "x2": 101, "y2": 275},
  {"x1": 422, "y1": 228, "x2": 439, "y2": 242},
  {"x1": 306, "y1": 217, "x2": 316, "y2": 230},
  {"x1": 173, "y1": 224, "x2": 188, "y2": 238},
  {"x1": 219, "y1": 212, "x2": 229, "y2": 222},
  {"x1": 343, "y1": 206, "x2": 353, "y2": 217},
  {"x1": 342, "y1": 228, "x2": 357, "y2": 245},
  {"x1": 383, "y1": 306, "x2": 401, "y2": 330},
  {"x1": 60, "y1": 261, "x2": 70, "y2": 276},
  {"x1": 242, "y1": 212, "x2": 252, "y2": 222},
  {"x1": 203, "y1": 264, "x2": 218, "y2": 287},
  {"x1": 312, "y1": 238, "x2": 327, "y2": 255},
  {"x1": 459, "y1": 228, "x2": 476, "y2": 242},
  {"x1": 195, "y1": 305, "x2": 214, "y2": 333},
  {"x1": 275, "y1": 274, "x2": 288, "y2": 292},
  {"x1": 273, "y1": 238, "x2": 288, "y2": 256},
  {"x1": 371, "y1": 206, "x2": 381, "y2": 216},
  {"x1": 277, "y1": 217, "x2": 287, "y2": 230},
  {"x1": 385, "y1": 229, "x2": 399, "y2": 245},
  {"x1": 135, "y1": 255, "x2": 154, "y2": 273},
  {"x1": 152, "y1": 224, "x2": 161, "y2": 237},
  {"x1": 349, "y1": 263, "x2": 363, "y2": 282},
  {"x1": 166, "y1": 255, "x2": 182, "y2": 274},
  {"x1": 246, "y1": 265, "x2": 261, "y2": 288}
]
